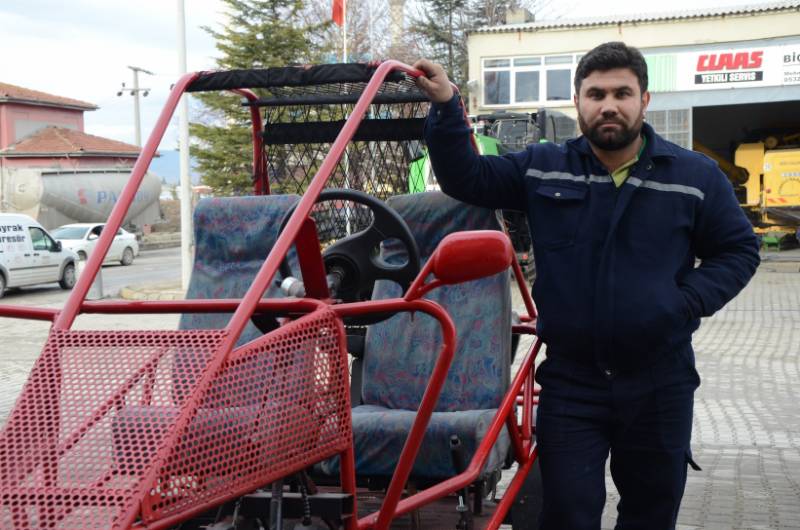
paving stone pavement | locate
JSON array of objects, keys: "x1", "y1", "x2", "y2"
[
  {"x1": 0, "y1": 257, "x2": 798, "y2": 529},
  {"x1": 667, "y1": 261, "x2": 800, "y2": 530}
]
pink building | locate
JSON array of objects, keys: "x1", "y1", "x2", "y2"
[
  {"x1": 0, "y1": 82, "x2": 140, "y2": 169},
  {"x1": 0, "y1": 82, "x2": 161, "y2": 229}
]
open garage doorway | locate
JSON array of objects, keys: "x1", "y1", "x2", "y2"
[{"x1": 693, "y1": 100, "x2": 800, "y2": 163}]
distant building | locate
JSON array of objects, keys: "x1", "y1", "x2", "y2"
[{"x1": 0, "y1": 82, "x2": 161, "y2": 229}]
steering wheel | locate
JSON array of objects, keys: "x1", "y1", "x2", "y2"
[
  {"x1": 251, "y1": 189, "x2": 420, "y2": 333},
  {"x1": 279, "y1": 188, "x2": 420, "y2": 302}
]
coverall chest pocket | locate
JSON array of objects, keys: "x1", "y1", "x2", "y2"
[{"x1": 531, "y1": 184, "x2": 587, "y2": 249}]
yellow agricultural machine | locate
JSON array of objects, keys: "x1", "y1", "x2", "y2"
[{"x1": 694, "y1": 133, "x2": 800, "y2": 249}]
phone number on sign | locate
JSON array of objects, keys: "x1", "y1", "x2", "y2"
[{"x1": 784, "y1": 70, "x2": 800, "y2": 84}]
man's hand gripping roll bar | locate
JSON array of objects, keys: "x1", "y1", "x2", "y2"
[{"x1": 411, "y1": 59, "x2": 456, "y2": 103}]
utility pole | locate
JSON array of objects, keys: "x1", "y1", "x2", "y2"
[
  {"x1": 177, "y1": 0, "x2": 192, "y2": 290},
  {"x1": 117, "y1": 66, "x2": 154, "y2": 147}
]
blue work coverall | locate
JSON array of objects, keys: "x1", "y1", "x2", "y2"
[{"x1": 424, "y1": 95, "x2": 760, "y2": 529}]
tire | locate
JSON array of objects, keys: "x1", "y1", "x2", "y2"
[
  {"x1": 0, "y1": 273, "x2": 5, "y2": 299},
  {"x1": 59, "y1": 262, "x2": 76, "y2": 290},
  {"x1": 77, "y1": 250, "x2": 87, "y2": 261},
  {"x1": 120, "y1": 247, "x2": 134, "y2": 266}
]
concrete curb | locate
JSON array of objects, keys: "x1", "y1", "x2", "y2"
[
  {"x1": 119, "y1": 282, "x2": 185, "y2": 301},
  {"x1": 140, "y1": 240, "x2": 181, "y2": 251},
  {"x1": 140, "y1": 233, "x2": 182, "y2": 251}
]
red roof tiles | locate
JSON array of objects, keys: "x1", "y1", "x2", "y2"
[
  {"x1": 1, "y1": 126, "x2": 140, "y2": 157},
  {"x1": 0, "y1": 81, "x2": 97, "y2": 110}
]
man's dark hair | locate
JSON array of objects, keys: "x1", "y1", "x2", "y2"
[{"x1": 574, "y1": 42, "x2": 648, "y2": 95}]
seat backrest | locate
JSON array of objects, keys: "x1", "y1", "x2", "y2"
[
  {"x1": 361, "y1": 192, "x2": 512, "y2": 412},
  {"x1": 178, "y1": 194, "x2": 300, "y2": 346}
]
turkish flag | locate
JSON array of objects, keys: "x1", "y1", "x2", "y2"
[{"x1": 332, "y1": 0, "x2": 345, "y2": 26}]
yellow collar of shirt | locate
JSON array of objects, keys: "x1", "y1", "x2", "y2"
[{"x1": 610, "y1": 136, "x2": 647, "y2": 188}]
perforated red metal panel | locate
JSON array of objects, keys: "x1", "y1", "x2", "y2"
[
  {"x1": 0, "y1": 309, "x2": 352, "y2": 529},
  {"x1": 143, "y1": 309, "x2": 352, "y2": 524},
  {"x1": 0, "y1": 329, "x2": 226, "y2": 529}
]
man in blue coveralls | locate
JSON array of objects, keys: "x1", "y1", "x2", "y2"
[{"x1": 413, "y1": 42, "x2": 760, "y2": 529}]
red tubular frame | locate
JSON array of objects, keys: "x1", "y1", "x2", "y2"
[
  {"x1": 79, "y1": 298, "x2": 325, "y2": 315},
  {"x1": 333, "y1": 298, "x2": 456, "y2": 530},
  {"x1": 0, "y1": 305, "x2": 58, "y2": 321},
  {"x1": 510, "y1": 253, "x2": 537, "y2": 322},
  {"x1": 52, "y1": 72, "x2": 200, "y2": 331},
  {"x1": 485, "y1": 445, "x2": 539, "y2": 530},
  {"x1": 231, "y1": 88, "x2": 269, "y2": 195},
  {"x1": 0, "y1": 59, "x2": 546, "y2": 529}
]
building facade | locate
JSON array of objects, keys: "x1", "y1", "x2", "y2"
[
  {"x1": 467, "y1": 2, "x2": 800, "y2": 152},
  {"x1": 467, "y1": 2, "x2": 800, "y2": 235}
]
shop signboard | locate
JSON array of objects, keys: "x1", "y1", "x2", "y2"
[{"x1": 673, "y1": 43, "x2": 800, "y2": 90}]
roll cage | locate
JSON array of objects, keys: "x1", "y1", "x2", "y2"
[{"x1": 0, "y1": 60, "x2": 541, "y2": 530}]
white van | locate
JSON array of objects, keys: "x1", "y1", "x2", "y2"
[{"x1": 0, "y1": 213, "x2": 78, "y2": 299}]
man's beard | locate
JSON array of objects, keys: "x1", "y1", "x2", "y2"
[{"x1": 578, "y1": 112, "x2": 643, "y2": 151}]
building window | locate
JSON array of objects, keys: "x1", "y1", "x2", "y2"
[
  {"x1": 515, "y1": 71, "x2": 539, "y2": 102},
  {"x1": 482, "y1": 54, "x2": 578, "y2": 106},
  {"x1": 647, "y1": 109, "x2": 691, "y2": 149},
  {"x1": 484, "y1": 70, "x2": 510, "y2": 104},
  {"x1": 546, "y1": 70, "x2": 571, "y2": 101}
]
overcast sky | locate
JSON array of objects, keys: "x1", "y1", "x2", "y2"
[
  {"x1": 0, "y1": 0, "x2": 780, "y2": 149},
  {"x1": 0, "y1": 0, "x2": 222, "y2": 150}
]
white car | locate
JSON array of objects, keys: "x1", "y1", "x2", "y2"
[{"x1": 52, "y1": 223, "x2": 139, "y2": 266}]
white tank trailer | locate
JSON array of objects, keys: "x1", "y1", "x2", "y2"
[{"x1": 0, "y1": 167, "x2": 161, "y2": 230}]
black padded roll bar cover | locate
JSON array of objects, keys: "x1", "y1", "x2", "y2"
[
  {"x1": 262, "y1": 118, "x2": 426, "y2": 145},
  {"x1": 186, "y1": 63, "x2": 407, "y2": 92}
]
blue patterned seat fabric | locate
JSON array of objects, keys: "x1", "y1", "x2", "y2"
[
  {"x1": 178, "y1": 194, "x2": 300, "y2": 345},
  {"x1": 320, "y1": 192, "x2": 512, "y2": 480},
  {"x1": 116, "y1": 194, "x2": 306, "y2": 456}
]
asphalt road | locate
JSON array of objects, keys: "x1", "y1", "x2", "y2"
[{"x1": 0, "y1": 246, "x2": 181, "y2": 305}]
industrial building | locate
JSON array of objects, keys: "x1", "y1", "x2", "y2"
[{"x1": 467, "y1": 1, "x2": 800, "y2": 237}]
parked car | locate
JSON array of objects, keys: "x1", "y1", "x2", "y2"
[
  {"x1": 0, "y1": 213, "x2": 78, "y2": 298},
  {"x1": 52, "y1": 223, "x2": 139, "y2": 266}
]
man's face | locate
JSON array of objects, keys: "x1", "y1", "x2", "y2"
[{"x1": 574, "y1": 68, "x2": 650, "y2": 151}]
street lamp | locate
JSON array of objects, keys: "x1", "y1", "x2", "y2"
[{"x1": 117, "y1": 66, "x2": 154, "y2": 146}]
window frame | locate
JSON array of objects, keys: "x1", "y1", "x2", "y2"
[
  {"x1": 646, "y1": 108, "x2": 693, "y2": 149},
  {"x1": 481, "y1": 54, "x2": 579, "y2": 108},
  {"x1": 29, "y1": 227, "x2": 57, "y2": 252}
]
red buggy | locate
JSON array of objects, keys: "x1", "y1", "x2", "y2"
[{"x1": 0, "y1": 61, "x2": 542, "y2": 530}]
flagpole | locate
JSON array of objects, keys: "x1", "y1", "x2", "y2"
[
  {"x1": 340, "y1": 1, "x2": 352, "y2": 234},
  {"x1": 342, "y1": 0, "x2": 347, "y2": 63}
]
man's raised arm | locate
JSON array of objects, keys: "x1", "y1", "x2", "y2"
[{"x1": 413, "y1": 59, "x2": 530, "y2": 211}]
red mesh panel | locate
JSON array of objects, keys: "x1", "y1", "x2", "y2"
[
  {"x1": 0, "y1": 329, "x2": 226, "y2": 529},
  {"x1": 0, "y1": 309, "x2": 352, "y2": 529},
  {"x1": 144, "y1": 309, "x2": 351, "y2": 522}
]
